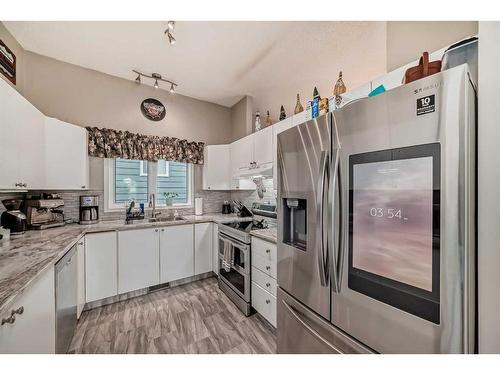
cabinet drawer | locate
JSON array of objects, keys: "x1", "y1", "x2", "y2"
[
  {"x1": 252, "y1": 252, "x2": 277, "y2": 278},
  {"x1": 252, "y1": 266, "x2": 277, "y2": 297},
  {"x1": 251, "y1": 281, "x2": 276, "y2": 327},
  {"x1": 251, "y1": 237, "x2": 277, "y2": 261}
]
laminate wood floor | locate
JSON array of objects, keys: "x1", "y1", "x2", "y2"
[{"x1": 69, "y1": 277, "x2": 277, "y2": 354}]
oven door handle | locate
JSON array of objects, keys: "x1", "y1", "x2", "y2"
[{"x1": 218, "y1": 232, "x2": 250, "y2": 251}]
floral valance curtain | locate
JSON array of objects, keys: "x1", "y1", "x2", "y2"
[{"x1": 86, "y1": 127, "x2": 205, "y2": 164}]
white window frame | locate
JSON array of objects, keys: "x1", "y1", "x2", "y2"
[
  {"x1": 139, "y1": 160, "x2": 169, "y2": 177},
  {"x1": 104, "y1": 158, "x2": 192, "y2": 212}
]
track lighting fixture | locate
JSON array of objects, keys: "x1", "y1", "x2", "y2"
[
  {"x1": 167, "y1": 31, "x2": 176, "y2": 45},
  {"x1": 132, "y1": 70, "x2": 178, "y2": 92},
  {"x1": 165, "y1": 21, "x2": 177, "y2": 45}
]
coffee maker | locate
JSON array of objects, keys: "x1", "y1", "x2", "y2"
[
  {"x1": 1, "y1": 199, "x2": 27, "y2": 235},
  {"x1": 24, "y1": 198, "x2": 65, "y2": 230},
  {"x1": 80, "y1": 195, "x2": 99, "y2": 224}
]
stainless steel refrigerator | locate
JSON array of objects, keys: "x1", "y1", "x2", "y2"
[{"x1": 276, "y1": 65, "x2": 476, "y2": 354}]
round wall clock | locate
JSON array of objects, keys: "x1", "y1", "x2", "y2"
[{"x1": 141, "y1": 98, "x2": 166, "y2": 121}]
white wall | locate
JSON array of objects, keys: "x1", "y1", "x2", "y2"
[{"x1": 478, "y1": 21, "x2": 500, "y2": 353}]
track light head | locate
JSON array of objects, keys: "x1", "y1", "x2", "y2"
[
  {"x1": 169, "y1": 84, "x2": 175, "y2": 94},
  {"x1": 135, "y1": 74, "x2": 141, "y2": 84},
  {"x1": 167, "y1": 32, "x2": 176, "y2": 45},
  {"x1": 167, "y1": 21, "x2": 175, "y2": 31},
  {"x1": 154, "y1": 79, "x2": 159, "y2": 89}
]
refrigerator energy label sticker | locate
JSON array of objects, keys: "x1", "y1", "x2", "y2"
[{"x1": 416, "y1": 94, "x2": 435, "y2": 116}]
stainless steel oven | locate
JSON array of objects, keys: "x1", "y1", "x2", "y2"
[{"x1": 218, "y1": 231, "x2": 251, "y2": 315}]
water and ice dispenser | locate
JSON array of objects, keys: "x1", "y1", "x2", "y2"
[{"x1": 282, "y1": 198, "x2": 307, "y2": 251}]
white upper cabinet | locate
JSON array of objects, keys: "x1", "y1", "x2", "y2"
[
  {"x1": 118, "y1": 228, "x2": 160, "y2": 294},
  {"x1": 230, "y1": 135, "x2": 254, "y2": 174},
  {"x1": 202, "y1": 144, "x2": 231, "y2": 190},
  {"x1": 45, "y1": 117, "x2": 89, "y2": 190},
  {"x1": 253, "y1": 125, "x2": 273, "y2": 165},
  {"x1": 0, "y1": 78, "x2": 45, "y2": 190},
  {"x1": 194, "y1": 223, "x2": 213, "y2": 275}
]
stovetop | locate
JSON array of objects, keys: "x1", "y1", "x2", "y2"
[{"x1": 223, "y1": 219, "x2": 268, "y2": 233}]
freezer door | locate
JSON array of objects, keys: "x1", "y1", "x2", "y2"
[
  {"x1": 277, "y1": 288, "x2": 373, "y2": 354},
  {"x1": 277, "y1": 113, "x2": 332, "y2": 320},
  {"x1": 330, "y1": 65, "x2": 476, "y2": 353}
]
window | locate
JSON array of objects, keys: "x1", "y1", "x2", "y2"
[
  {"x1": 105, "y1": 158, "x2": 192, "y2": 210},
  {"x1": 139, "y1": 160, "x2": 169, "y2": 177}
]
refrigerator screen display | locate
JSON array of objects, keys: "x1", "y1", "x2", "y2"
[{"x1": 352, "y1": 157, "x2": 434, "y2": 291}]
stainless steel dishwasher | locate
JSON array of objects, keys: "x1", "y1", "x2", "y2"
[{"x1": 55, "y1": 244, "x2": 78, "y2": 354}]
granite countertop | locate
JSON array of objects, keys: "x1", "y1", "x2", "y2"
[
  {"x1": 250, "y1": 227, "x2": 277, "y2": 244},
  {"x1": 0, "y1": 213, "x2": 249, "y2": 316}
]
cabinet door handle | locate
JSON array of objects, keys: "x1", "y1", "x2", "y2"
[
  {"x1": 265, "y1": 299, "x2": 271, "y2": 304},
  {"x1": 161, "y1": 229, "x2": 165, "y2": 232},
  {"x1": 266, "y1": 249, "x2": 271, "y2": 254},
  {"x1": 81, "y1": 185, "x2": 86, "y2": 189},
  {"x1": 15, "y1": 182, "x2": 22, "y2": 187},
  {"x1": 266, "y1": 266, "x2": 271, "y2": 271},
  {"x1": 22, "y1": 183, "x2": 27, "y2": 188},
  {"x1": 266, "y1": 282, "x2": 271, "y2": 287},
  {"x1": 155, "y1": 229, "x2": 159, "y2": 232}
]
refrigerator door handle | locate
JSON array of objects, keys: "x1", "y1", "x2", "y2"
[
  {"x1": 331, "y1": 148, "x2": 340, "y2": 293},
  {"x1": 282, "y1": 299, "x2": 342, "y2": 353},
  {"x1": 317, "y1": 150, "x2": 330, "y2": 287},
  {"x1": 333, "y1": 148, "x2": 345, "y2": 292}
]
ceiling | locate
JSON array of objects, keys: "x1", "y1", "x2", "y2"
[{"x1": 4, "y1": 21, "x2": 387, "y2": 108}]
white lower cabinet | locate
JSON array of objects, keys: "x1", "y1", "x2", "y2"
[
  {"x1": 160, "y1": 224, "x2": 194, "y2": 283},
  {"x1": 251, "y1": 282, "x2": 277, "y2": 327},
  {"x1": 85, "y1": 232, "x2": 118, "y2": 303},
  {"x1": 212, "y1": 224, "x2": 219, "y2": 275},
  {"x1": 0, "y1": 268, "x2": 55, "y2": 353},
  {"x1": 251, "y1": 236, "x2": 277, "y2": 327},
  {"x1": 76, "y1": 238, "x2": 86, "y2": 319},
  {"x1": 194, "y1": 223, "x2": 213, "y2": 275},
  {"x1": 118, "y1": 228, "x2": 160, "y2": 294}
]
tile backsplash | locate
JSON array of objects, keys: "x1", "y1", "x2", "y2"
[
  {"x1": 0, "y1": 180, "x2": 271, "y2": 223},
  {"x1": 0, "y1": 189, "x2": 231, "y2": 222}
]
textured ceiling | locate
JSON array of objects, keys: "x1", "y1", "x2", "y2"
[{"x1": 4, "y1": 21, "x2": 387, "y2": 109}]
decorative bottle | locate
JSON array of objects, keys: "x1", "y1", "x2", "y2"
[
  {"x1": 333, "y1": 71, "x2": 347, "y2": 108},
  {"x1": 279, "y1": 105, "x2": 286, "y2": 121},
  {"x1": 265, "y1": 110, "x2": 272, "y2": 127},
  {"x1": 255, "y1": 110, "x2": 262, "y2": 131},
  {"x1": 294, "y1": 94, "x2": 304, "y2": 114}
]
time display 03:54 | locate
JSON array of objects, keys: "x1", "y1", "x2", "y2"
[{"x1": 369, "y1": 207, "x2": 408, "y2": 221}]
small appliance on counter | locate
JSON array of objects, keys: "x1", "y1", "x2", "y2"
[
  {"x1": 24, "y1": 198, "x2": 66, "y2": 230},
  {"x1": 0, "y1": 199, "x2": 27, "y2": 235},
  {"x1": 79, "y1": 195, "x2": 99, "y2": 224},
  {"x1": 222, "y1": 200, "x2": 231, "y2": 215}
]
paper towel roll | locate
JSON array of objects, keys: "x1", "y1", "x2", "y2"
[{"x1": 195, "y1": 197, "x2": 203, "y2": 216}]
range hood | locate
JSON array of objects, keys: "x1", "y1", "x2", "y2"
[{"x1": 233, "y1": 162, "x2": 273, "y2": 179}]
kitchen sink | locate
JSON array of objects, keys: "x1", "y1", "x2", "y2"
[{"x1": 148, "y1": 216, "x2": 187, "y2": 223}]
